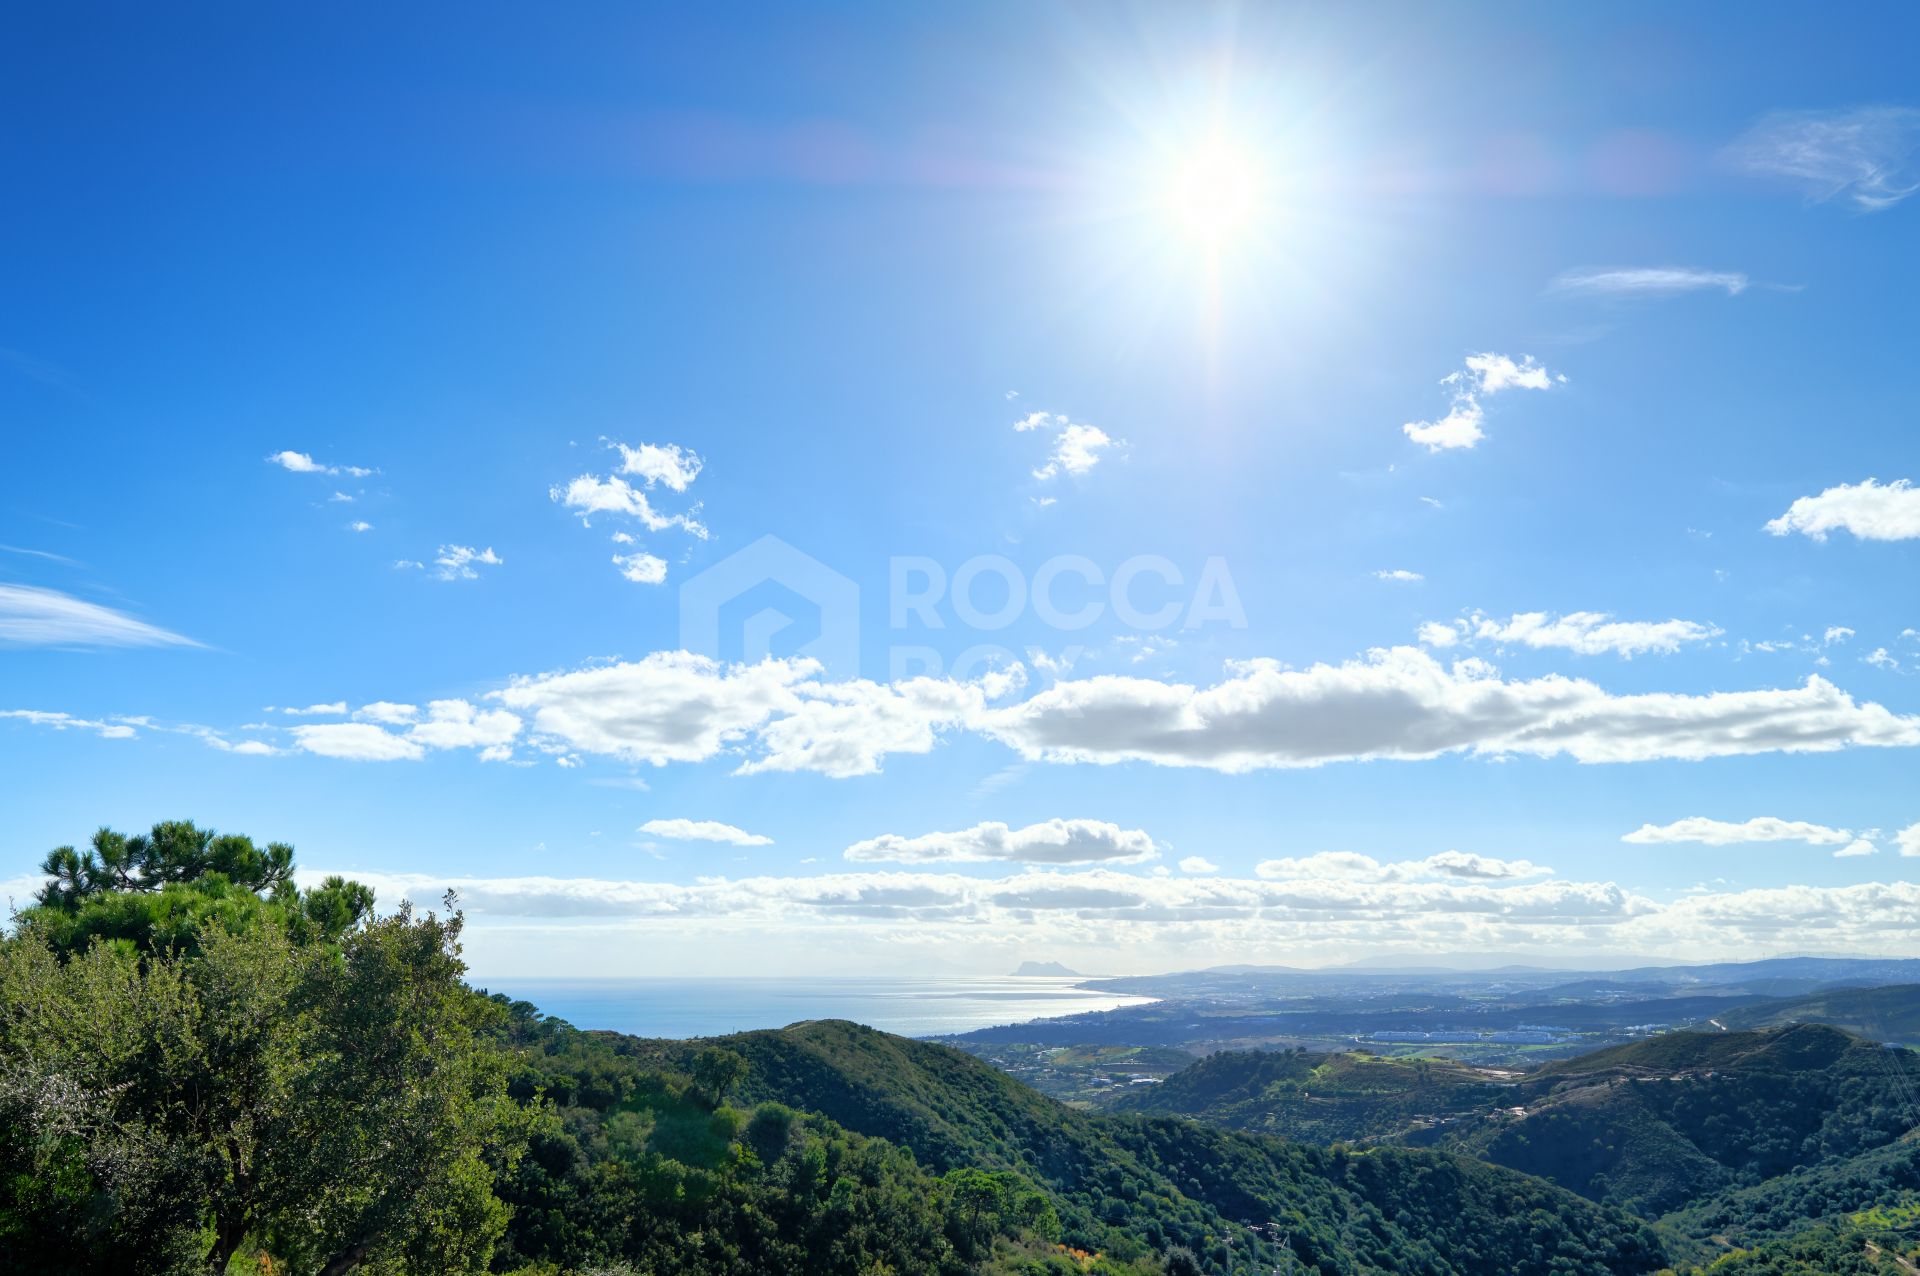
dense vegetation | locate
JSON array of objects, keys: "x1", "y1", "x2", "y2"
[
  {"x1": 1718, "y1": 985, "x2": 1920, "y2": 1042},
  {"x1": 1110, "y1": 1047, "x2": 1510, "y2": 1143},
  {"x1": 1449, "y1": 1026, "x2": 1920, "y2": 1216}
]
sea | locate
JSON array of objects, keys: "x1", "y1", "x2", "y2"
[{"x1": 475, "y1": 975, "x2": 1155, "y2": 1040}]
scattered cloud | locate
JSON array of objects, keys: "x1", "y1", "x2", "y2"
[
  {"x1": 1721, "y1": 106, "x2": 1920, "y2": 211},
  {"x1": 1178, "y1": 856, "x2": 1219, "y2": 874},
  {"x1": 1421, "y1": 610, "x2": 1721, "y2": 658},
  {"x1": 347, "y1": 520, "x2": 373, "y2": 533},
  {"x1": 615, "y1": 442, "x2": 704, "y2": 492},
  {"x1": 354, "y1": 702, "x2": 419, "y2": 725},
  {"x1": 267, "y1": 449, "x2": 373, "y2": 478},
  {"x1": 639, "y1": 818, "x2": 773, "y2": 846},
  {"x1": 1254, "y1": 850, "x2": 1550, "y2": 882},
  {"x1": 1550, "y1": 267, "x2": 1750, "y2": 297},
  {"x1": 0, "y1": 584, "x2": 201, "y2": 649},
  {"x1": 1898, "y1": 823, "x2": 1920, "y2": 858},
  {"x1": 1622, "y1": 816, "x2": 1854, "y2": 847},
  {"x1": 1404, "y1": 353, "x2": 1560, "y2": 452},
  {"x1": 613, "y1": 551, "x2": 669, "y2": 585},
  {"x1": 1015, "y1": 411, "x2": 1119, "y2": 481},
  {"x1": 433, "y1": 545, "x2": 503, "y2": 581},
  {"x1": 1374, "y1": 569, "x2": 1424, "y2": 583},
  {"x1": 1766, "y1": 478, "x2": 1920, "y2": 542},
  {"x1": 0, "y1": 708, "x2": 137, "y2": 740},
  {"x1": 290, "y1": 722, "x2": 427, "y2": 761},
  {"x1": 845, "y1": 818, "x2": 1156, "y2": 866},
  {"x1": 1834, "y1": 838, "x2": 1878, "y2": 859},
  {"x1": 277, "y1": 702, "x2": 347, "y2": 717}
]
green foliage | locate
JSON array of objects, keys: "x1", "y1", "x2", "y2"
[
  {"x1": 0, "y1": 822, "x2": 516, "y2": 1275},
  {"x1": 1113, "y1": 1047, "x2": 1508, "y2": 1144},
  {"x1": 19, "y1": 821, "x2": 373, "y2": 957},
  {"x1": 1447, "y1": 1026, "x2": 1920, "y2": 1217}
]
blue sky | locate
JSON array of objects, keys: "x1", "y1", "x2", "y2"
[{"x1": 4, "y1": 3, "x2": 1918, "y2": 976}]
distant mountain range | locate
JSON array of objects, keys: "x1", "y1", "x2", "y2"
[{"x1": 1010, "y1": 960, "x2": 1081, "y2": 977}]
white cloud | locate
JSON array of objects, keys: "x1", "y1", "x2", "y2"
[
  {"x1": 1374, "y1": 569, "x2": 1424, "y2": 583},
  {"x1": 615, "y1": 442, "x2": 704, "y2": 492},
  {"x1": 0, "y1": 708, "x2": 138, "y2": 740},
  {"x1": 845, "y1": 818, "x2": 1157, "y2": 866},
  {"x1": 1825, "y1": 626, "x2": 1856, "y2": 645},
  {"x1": 1834, "y1": 838, "x2": 1878, "y2": 859},
  {"x1": 266, "y1": 450, "x2": 373, "y2": 478},
  {"x1": 347, "y1": 521, "x2": 372, "y2": 533},
  {"x1": 1721, "y1": 106, "x2": 1920, "y2": 211},
  {"x1": 278, "y1": 702, "x2": 347, "y2": 717},
  {"x1": 1550, "y1": 267, "x2": 1750, "y2": 297},
  {"x1": 1417, "y1": 621, "x2": 1460, "y2": 648},
  {"x1": 550, "y1": 474, "x2": 707, "y2": 537},
  {"x1": 291, "y1": 722, "x2": 426, "y2": 761},
  {"x1": 639, "y1": 818, "x2": 773, "y2": 846},
  {"x1": 406, "y1": 699, "x2": 521, "y2": 751},
  {"x1": 1404, "y1": 353, "x2": 1559, "y2": 452},
  {"x1": 1865, "y1": 647, "x2": 1901, "y2": 672},
  {"x1": 1461, "y1": 611, "x2": 1721, "y2": 658},
  {"x1": 1766, "y1": 478, "x2": 1920, "y2": 541},
  {"x1": 981, "y1": 647, "x2": 1920, "y2": 772},
  {"x1": 613, "y1": 551, "x2": 669, "y2": 585},
  {"x1": 1254, "y1": 850, "x2": 1549, "y2": 882},
  {"x1": 1016, "y1": 411, "x2": 1119, "y2": 481},
  {"x1": 1622, "y1": 816, "x2": 1854, "y2": 847},
  {"x1": 433, "y1": 545, "x2": 503, "y2": 581},
  {"x1": 1897, "y1": 823, "x2": 1920, "y2": 858},
  {"x1": 1178, "y1": 856, "x2": 1219, "y2": 874},
  {"x1": 0, "y1": 584, "x2": 200, "y2": 649},
  {"x1": 354, "y1": 701, "x2": 419, "y2": 725}
]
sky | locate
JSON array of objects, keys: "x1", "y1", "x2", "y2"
[{"x1": 3, "y1": 2, "x2": 1918, "y2": 977}]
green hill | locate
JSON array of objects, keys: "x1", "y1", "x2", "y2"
[
  {"x1": 1108, "y1": 1047, "x2": 1511, "y2": 1144},
  {"x1": 1718, "y1": 985, "x2": 1920, "y2": 1043},
  {"x1": 1447, "y1": 1025, "x2": 1920, "y2": 1218},
  {"x1": 628, "y1": 1019, "x2": 1671, "y2": 1275}
]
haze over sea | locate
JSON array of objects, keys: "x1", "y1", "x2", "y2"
[{"x1": 480, "y1": 976, "x2": 1154, "y2": 1039}]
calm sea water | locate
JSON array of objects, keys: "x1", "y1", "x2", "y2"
[{"x1": 476, "y1": 976, "x2": 1155, "y2": 1039}]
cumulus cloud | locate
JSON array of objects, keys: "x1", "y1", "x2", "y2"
[
  {"x1": 1766, "y1": 478, "x2": 1920, "y2": 542},
  {"x1": 1374, "y1": 569, "x2": 1424, "y2": 583},
  {"x1": 1897, "y1": 823, "x2": 1920, "y2": 858},
  {"x1": 1178, "y1": 856, "x2": 1219, "y2": 874},
  {"x1": 433, "y1": 545, "x2": 503, "y2": 581},
  {"x1": 266, "y1": 450, "x2": 373, "y2": 478},
  {"x1": 1834, "y1": 838, "x2": 1878, "y2": 859},
  {"x1": 845, "y1": 818, "x2": 1157, "y2": 866},
  {"x1": 1550, "y1": 267, "x2": 1750, "y2": 297},
  {"x1": 613, "y1": 551, "x2": 669, "y2": 585},
  {"x1": 1421, "y1": 611, "x2": 1722, "y2": 658},
  {"x1": 1721, "y1": 106, "x2": 1920, "y2": 211},
  {"x1": 407, "y1": 699, "x2": 521, "y2": 751},
  {"x1": 1404, "y1": 353, "x2": 1559, "y2": 452},
  {"x1": 1016, "y1": 411, "x2": 1118, "y2": 481},
  {"x1": 639, "y1": 818, "x2": 773, "y2": 846},
  {"x1": 981, "y1": 647, "x2": 1920, "y2": 772},
  {"x1": 1622, "y1": 816, "x2": 1854, "y2": 847},
  {"x1": 291, "y1": 722, "x2": 426, "y2": 761},
  {"x1": 0, "y1": 584, "x2": 201, "y2": 649},
  {"x1": 277, "y1": 702, "x2": 347, "y2": 717},
  {"x1": 616, "y1": 442, "x2": 703, "y2": 492},
  {"x1": 354, "y1": 701, "x2": 419, "y2": 725},
  {"x1": 551, "y1": 475, "x2": 708, "y2": 536}
]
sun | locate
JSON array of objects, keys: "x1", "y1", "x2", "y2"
[{"x1": 1159, "y1": 135, "x2": 1266, "y2": 251}]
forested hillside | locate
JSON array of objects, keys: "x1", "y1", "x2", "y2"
[{"x1": 1109, "y1": 1047, "x2": 1510, "y2": 1143}]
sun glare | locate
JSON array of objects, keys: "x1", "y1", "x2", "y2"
[{"x1": 1160, "y1": 136, "x2": 1266, "y2": 251}]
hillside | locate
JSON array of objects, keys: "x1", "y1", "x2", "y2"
[
  {"x1": 633, "y1": 1019, "x2": 1672, "y2": 1275},
  {"x1": 1718, "y1": 984, "x2": 1920, "y2": 1042},
  {"x1": 1108, "y1": 1047, "x2": 1512, "y2": 1143},
  {"x1": 1448, "y1": 1025, "x2": 1920, "y2": 1217}
]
